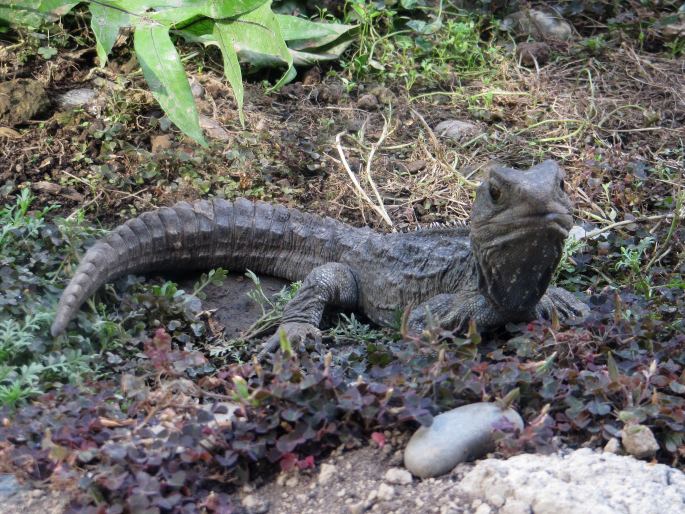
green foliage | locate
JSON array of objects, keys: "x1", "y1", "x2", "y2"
[
  {"x1": 0, "y1": 192, "x2": 223, "y2": 406},
  {"x1": 329, "y1": 313, "x2": 386, "y2": 343},
  {"x1": 0, "y1": 191, "x2": 97, "y2": 407},
  {"x1": 342, "y1": 2, "x2": 498, "y2": 89},
  {"x1": 1, "y1": 1, "x2": 354, "y2": 144}
]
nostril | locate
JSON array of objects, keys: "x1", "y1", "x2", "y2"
[{"x1": 544, "y1": 212, "x2": 573, "y2": 231}]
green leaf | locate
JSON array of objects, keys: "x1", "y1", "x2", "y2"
[
  {"x1": 607, "y1": 351, "x2": 619, "y2": 382},
  {"x1": 289, "y1": 39, "x2": 355, "y2": 66},
  {"x1": 213, "y1": 20, "x2": 245, "y2": 127},
  {"x1": 89, "y1": 3, "x2": 131, "y2": 66},
  {"x1": 37, "y1": 45, "x2": 57, "y2": 59},
  {"x1": 0, "y1": 1, "x2": 44, "y2": 28},
  {"x1": 150, "y1": 0, "x2": 266, "y2": 25},
  {"x1": 133, "y1": 22, "x2": 206, "y2": 146},
  {"x1": 232, "y1": 375, "x2": 249, "y2": 400},
  {"x1": 226, "y1": 1, "x2": 293, "y2": 89},
  {"x1": 275, "y1": 14, "x2": 354, "y2": 51},
  {"x1": 279, "y1": 329, "x2": 293, "y2": 357},
  {"x1": 38, "y1": 0, "x2": 79, "y2": 16}
]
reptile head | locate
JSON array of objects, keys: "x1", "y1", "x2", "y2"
[{"x1": 470, "y1": 160, "x2": 573, "y2": 315}]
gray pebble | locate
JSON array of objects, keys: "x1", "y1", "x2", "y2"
[
  {"x1": 404, "y1": 402, "x2": 523, "y2": 478},
  {"x1": 622, "y1": 424, "x2": 659, "y2": 459},
  {"x1": 433, "y1": 119, "x2": 482, "y2": 142},
  {"x1": 502, "y1": 9, "x2": 573, "y2": 41}
]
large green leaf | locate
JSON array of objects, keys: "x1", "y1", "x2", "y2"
[
  {"x1": 150, "y1": 0, "x2": 266, "y2": 25},
  {"x1": 213, "y1": 22, "x2": 244, "y2": 126},
  {"x1": 224, "y1": 1, "x2": 293, "y2": 89},
  {"x1": 89, "y1": 3, "x2": 131, "y2": 66},
  {"x1": 134, "y1": 22, "x2": 206, "y2": 146},
  {"x1": 0, "y1": 1, "x2": 47, "y2": 28},
  {"x1": 38, "y1": 0, "x2": 79, "y2": 16},
  {"x1": 275, "y1": 14, "x2": 355, "y2": 51}
]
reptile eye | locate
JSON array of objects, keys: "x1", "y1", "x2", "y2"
[
  {"x1": 489, "y1": 183, "x2": 501, "y2": 203},
  {"x1": 559, "y1": 179, "x2": 565, "y2": 192}
]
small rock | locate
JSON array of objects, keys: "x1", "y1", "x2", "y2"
[
  {"x1": 376, "y1": 483, "x2": 395, "y2": 502},
  {"x1": 318, "y1": 463, "x2": 337, "y2": 484},
  {"x1": 622, "y1": 424, "x2": 659, "y2": 459},
  {"x1": 151, "y1": 134, "x2": 173, "y2": 154},
  {"x1": 501, "y1": 499, "x2": 531, "y2": 514},
  {"x1": 384, "y1": 467, "x2": 412, "y2": 485},
  {"x1": 503, "y1": 9, "x2": 573, "y2": 41},
  {"x1": 357, "y1": 93, "x2": 379, "y2": 110},
  {"x1": 32, "y1": 181, "x2": 62, "y2": 195},
  {"x1": 603, "y1": 437, "x2": 621, "y2": 454},
  {"x1": 404, "y1": 402, "x2": 524, "y2": 478},
  {"x1": 57, "y1": 88, "x2": 98, "y2": 110},
  {"x1": 516, "y1": 42, "x2": 551, "y2": 66},
  {"x1": 401, "y1": 160, "x2": 427, "y2": 174},
  {"x1": 0, "y1": 79, "x2": 50, "y2": 126},
  {"x1": 433, "y1": 119, "x2": 482, "y2": 142},
  {"x1": 285, "y1": 475, "x2": 299, "y2": 488},
  {"x1": 242, "y1": 494, "x2": 270, "y2": 514},
  {"x1": 302, "y1": 67, "x2": 321, "y2": 86},
  {"x1": 348, "y1": 501, "x2": 366, "y2": 514},
  {"x1": 318, "y1": 84, "x2": 343, "y2": 104},
  {"x1": 474, "y1": 504, "x2": 492, "y2": 514},
  {"x1": 369, "y1": 86, "x2": 395, "y2": 105},
  {"x1": 199, "y1": 115, "x2": 231, "y2": 141},
  {"x1": 60, "y1": 187, "x2": 84, "y2": 202},
  {"x1": 189, "y1": 77, "x2": 204, "y2": 99},
  {"x1": 0, "y1": 474, "x2": 21, "y2": 498}
]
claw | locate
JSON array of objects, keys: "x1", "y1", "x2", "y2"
[
  {"x1": 539, "y1": 287, "x2": 589, "y2": 324},
  {"x1": 255, "y1": 322, "x2": 322, "y2": 361}
]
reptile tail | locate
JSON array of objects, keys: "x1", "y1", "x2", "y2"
[{"x1": 51, "y1": 198, "x2": 355, "y2": 336}]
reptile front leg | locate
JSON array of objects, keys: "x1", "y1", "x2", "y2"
[
  {"x1": 256, "y1": 263, "x2": 359, "y2": 359},
  {"x1": 407, "y1": 287, "x2": 588, "y2": 336},
  {"x1": 535, "y1": 286, "x2": 589, "y2": 323},
  {"x1": 407, "y1": 291, "x2": 507, "y2": 334}
]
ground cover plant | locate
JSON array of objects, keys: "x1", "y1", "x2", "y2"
[{"x1": 0, "y1": 0, "x2": 684, "y2": 511}]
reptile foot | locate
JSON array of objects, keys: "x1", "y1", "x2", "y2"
[
  {"x1": 537, "y1": 286, "x2": 589, "y2": 323},
  {"x1": 256, "y1": 322, "x2": 322, "y2": 361}
]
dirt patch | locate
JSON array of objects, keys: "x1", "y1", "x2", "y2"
[
  {"x1": 181, "y1": 274, "x2": 289, "y2": 341},
  {"x1": 237, "y1": 440, "x2": 481, "y2": 514}
]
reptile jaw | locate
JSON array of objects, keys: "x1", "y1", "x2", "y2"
[
  {"x1": 542, "y1": 212, "x2": 573, "y2": 236},
  {"x1": 477, "y1": 212, "x2": 573, "y2": 240}
]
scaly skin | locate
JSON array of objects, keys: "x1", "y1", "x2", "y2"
[{"x1": 51, "y1": 160, "x2": 589, "y2": 356}]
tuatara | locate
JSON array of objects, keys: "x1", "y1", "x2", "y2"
[{"x1": 51, "y1": 160, "x2": 588, "y2": 356}]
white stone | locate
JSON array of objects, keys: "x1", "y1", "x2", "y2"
[
  {"x1": 458, "y1": 449, "x2": 685, "y2": 514},
  {"x1": 384, "y1": 467, "x2": 412, "y2": 485},
  {"x1": 318, "y1": 463, "x2": 337, "y2": 484},
  {"x1": 603, "y1": 437, "x2": 621, "y2": 454},
  {"x1": 376, "y1": 483, "x2": 395, "y2": 502},
  {"x1": 474, "y1": 504, "x2": 492, "y2": 514},
  {"x1": 404, "y1": 402, "x2": 524, "y2": 478}
]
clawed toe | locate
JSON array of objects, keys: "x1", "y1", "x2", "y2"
[{"x1": 255, "y1": 322, "x2": 321, "y2": 361}]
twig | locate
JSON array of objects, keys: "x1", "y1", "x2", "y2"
[
  {"x1": 364, "y1": 111, "x2": 392, "y2": 227},
  {"x1": 334, "y1": 132, "x2": 393, "y2": 228},
  {"x1": 579, "y1": 213, "x2": 676, "y2": 240}
]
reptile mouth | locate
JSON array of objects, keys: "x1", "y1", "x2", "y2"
[
  {"x1": 543, "y1": 212, "x2": 573, "y2": 236},
  {"x1": 485, "y1": 212, "x2": 573, "y2": 236}
]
